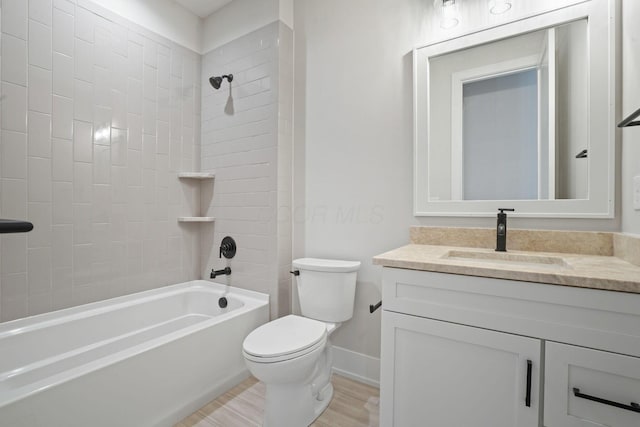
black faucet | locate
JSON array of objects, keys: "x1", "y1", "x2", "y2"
[
  {"x1": 210, "y1": 267, "x2": 231, "y2": 279},
  {"x1": 496, "y1": 208, "x2": 514, "y2": 252}
]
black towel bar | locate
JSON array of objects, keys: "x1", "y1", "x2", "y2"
[{"x1": 0, "y1": 219, "x2": 33, "y2": 234}]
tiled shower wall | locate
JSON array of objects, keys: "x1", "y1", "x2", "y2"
[
  {"x1": 201, "y1": 22, "x2": 293, "y2": 320},
  {"x1": 0, "y1": 0, "x2": 202, "y2": 321}
]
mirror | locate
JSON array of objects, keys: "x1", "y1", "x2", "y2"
[{"x1": 414, "y1": 0, "x2": 616, "y2": 217}]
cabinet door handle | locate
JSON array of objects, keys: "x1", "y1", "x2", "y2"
[
  {"x1": 573, "y1": 388, "x2": 640, "y2": 413},
  {"x1": 525, "y1": 360, "x2": 532, "y2": 407}
]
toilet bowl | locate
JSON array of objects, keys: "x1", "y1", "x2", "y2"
[{"x1": 242, "y1": 258, "x2": 360, "y2": 427}]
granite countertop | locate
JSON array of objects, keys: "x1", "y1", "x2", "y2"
[{"x1": 373, "y1": 227, "x2": 640, "y2": 294}]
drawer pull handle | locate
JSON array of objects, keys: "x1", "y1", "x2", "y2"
[
  {"x1": 525, "y1": 360, "x2": 532, "y2": 407},
  {"x1": 573, "y1": 388, "x2": 640, "y2": 413}
]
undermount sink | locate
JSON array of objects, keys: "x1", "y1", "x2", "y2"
[{"x1": 441, "y1": 250, "x2": 570, "y2": 269}]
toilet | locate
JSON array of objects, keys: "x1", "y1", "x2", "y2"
[{"x1": 242, "y1": 258, "x2": 360, "y2": 427}]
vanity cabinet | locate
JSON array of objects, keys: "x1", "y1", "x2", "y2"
[
  {"x1": 380, "y1": 268, "x2": 640, "y2": 427},
  {"x1": 381, "y1": 311, "x2": 541, "y2": 427}
]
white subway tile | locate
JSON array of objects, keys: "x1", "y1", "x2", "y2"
[
  {"x1": 29, "y1": 0, "x2": 53, "y2": 27},
  {"x1": 74, "y1": 6, "x2": 94, "y2": 42},
  {"x1": 27, "y1": 202, "x2": 52, "y2": 248},
  {"x1": 52, "y1": 52, "x2": 73, "y2": 98},
  {"x1": 73, "y1": 79, "x2": 93, "y2": 122},
  {"x1": 157, "y1": 54, "x2": 170, "y2": 89},
  {"x1": 52, "y1": 95, "x2": 73, "y2": 139},
  {"x1": 93, "y1": 145, "x2": 111, "y2": 184},
  {"x1": 52, "y1": 181, "x2": 73, "y2": 224},
  {"x1": 111, "y1": 90, "x2": 127, "y2": 129},
  {"x1": 142, "y1": 99, "x2": 156, "y2": 135},
  {"x1": 52, "y1": 9, "x2": 74, "y2": 56},
  {"x1": 92, "y1": 184, "x2": 111, "y2": 223},
  {"x1": 1, "y1": 178, "x2": 27, "y2": 220},
  {"x1": 2, "y1": 0, "x2": 28, "y2": 40},
  {"x1": 143, "y1": 64, "x2": 157, "y2": 101},
  {"x1": 28, "y1": 20, "x2": 52, "y2": 70},
  {"x1": 52, "y1": 265, "x2": 72, "y2": 290},
  {"x1": 127, "y1": 113, "x2": 142, "y2": 150},
  {"x1": 94, "y1": 27, "x2": 111, "y2": 70},
  {"x1": 0, "y1": 273, "x2": 28, "y2": 299},
  {"x1": 142, "y1": 134, "x2": 156, "y2": 170},
  {"x1": 73, "y1": 162, "x2": 92, "y2": 203},
  {"x1": 53, "y1": 0, "x2": 74, "y2": 15},
  {"x1": 127, "y1": 41, "x2": 143, "y2": 79},
  {"x1": 0, "y1": 83, "x2": 27, "y2": 132},
  {"x1": 27, "y1": 157, "x2": 52, "y2": 202},
  {"x1": 1, "y1": 131, "x2": 27, "y2": 179},
  {"x1": 156, "y1": 121, "x2": 170, "y2": 155},
  {"x1": 51, "y1": 137, "x2": 73, "y2": 182},
  {"x1": 126, "y1": 77, "x2": 143, "y2": 114},
  {"x1": 110, "y1": 53, "x2": 128, "y2": 93},
  {"x1": 27, "y1": 111, "x2": 51, "y2": 158},
  {"x1": 74, "y1": 38, "x2": 94, "y2": 82},
  {"x1": 2, "y1": 34, "x2": 27, "y2": 85},
  {"x1": 143, "y1": 38, "x2": 157, "y2": 68},
  {"x1": 72, "y1": 120, "x2": 92, "y2": 162},
  {"x1": 126, "y1": 149, "x2": 142, "y2": 186},
  {"x1": 73, "y1": 243, "x2": 93, "y2": 285},
  {"x1": 93, "y1": 66, "x2": 111, "y2": 107},
  {"x1": 93, "y1": 105, "x2": 111, "y2": 145},
  {"x1": 111, "y1": 167, "x2": 127, "y2": 204},
  {"x1": 27, "y1": 247, "x2": 52, "y2": 294}
]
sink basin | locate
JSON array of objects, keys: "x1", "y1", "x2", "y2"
[{"x1": 441, "y1": 250, "x2": 570, "y2": 269}]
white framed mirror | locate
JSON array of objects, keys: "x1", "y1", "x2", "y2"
[{"x1": 414, "y1": 0, "x2": 617, "y2": 218}]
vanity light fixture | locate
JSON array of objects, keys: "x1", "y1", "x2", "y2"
[
  {"x1": 438, "y1": 0, "x2": 459, "y2": 29},
  {"x1": 618, "y1": 107, "x2": 640, "y2": 128},
  {"x1": 489, "y1": 0, "x2": 512, "y2": 14}
]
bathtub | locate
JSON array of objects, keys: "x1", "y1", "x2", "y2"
[{"x1": 0, "y1": 280, "x2": 269, "y2": 427}]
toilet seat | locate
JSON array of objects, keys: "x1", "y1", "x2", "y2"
[{"x1": 243, "y1": 315, "x2": 327, "y2": 363}]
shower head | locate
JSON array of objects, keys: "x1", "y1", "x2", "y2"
[{"x1": 209, "y1": 74, "x2": 233, "y2": 90}]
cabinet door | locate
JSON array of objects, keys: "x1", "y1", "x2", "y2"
[
  {"x1": 380, "y1": 311, "x2": 541, "y2": 427},
  {"x1": 545, "y1": 342, "x2": 640, "y2": 427}
]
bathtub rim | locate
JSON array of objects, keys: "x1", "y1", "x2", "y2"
[
  {"x1": 0, "y1": 280, "x2": 268, "y2": 338},
  {"x1": 0, "y1": 280, "x2": 269, "y2": 409}
]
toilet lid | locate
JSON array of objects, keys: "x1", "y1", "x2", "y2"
[{"x1": 243, "y1": 315, "x2": 327, "y2": 358}]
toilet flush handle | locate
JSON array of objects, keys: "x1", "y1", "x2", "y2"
[{"x1": 290, "y1": 270, "x2": 300, "y2": 276}]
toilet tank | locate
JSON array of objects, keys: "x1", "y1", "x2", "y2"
[{"x1": 292, "y1": 258, "x2": 361, "y2": 323}]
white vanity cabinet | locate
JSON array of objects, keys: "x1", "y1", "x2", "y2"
[
  {"x1": 380, "y1": 268, "x2": 640, "y2": 427},
  {"x1": 381, "y1": 311, "x2": 541, "y2": 427}
]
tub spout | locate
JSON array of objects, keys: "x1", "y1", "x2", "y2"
[{"x1": 210, "y1": 267, "x2": 231, "y2": 279}]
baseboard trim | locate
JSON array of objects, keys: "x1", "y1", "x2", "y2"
[{"x1": 332, "y1": 346, "x2": 380, "y2": 388}]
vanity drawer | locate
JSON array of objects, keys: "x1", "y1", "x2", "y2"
[{"x1": 544, "y1": 342, "x2": 640, "y2": 427}]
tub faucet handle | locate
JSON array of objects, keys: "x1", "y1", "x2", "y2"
[{"x1": 219, "y1": 236, "x2": 237, "y2": 259}]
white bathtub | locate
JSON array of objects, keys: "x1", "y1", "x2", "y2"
[{"x1": 0, "y1": 280, "x2": 269, "y2": 427}]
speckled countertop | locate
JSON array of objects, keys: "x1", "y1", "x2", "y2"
[{"x1": 373, "y1": 227, "x2": 640, "y2": 294}]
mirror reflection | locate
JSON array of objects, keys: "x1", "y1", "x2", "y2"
[{"x1": 427, "y1": 19, "x2": 588, "y2": 202}]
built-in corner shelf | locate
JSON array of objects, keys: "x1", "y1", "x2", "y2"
[
  {"x1": 177, "y1": 172, "x2": 215, "y2": 180},
  {"x1": 178, "y1": 216, "x2": 215, "y2": 223},
  {"x1": 177, "y1": 172, "x2": 215, "y2": 224}
]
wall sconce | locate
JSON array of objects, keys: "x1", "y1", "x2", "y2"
[
  {"x1": 489, "y1": 0, "x2": 512, "y2": 14},
  {"x1": 437, "y1": 0, "x2": 459, "y2": 29}
]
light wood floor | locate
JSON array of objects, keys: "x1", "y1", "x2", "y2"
[{"x1": 175, "y1": 374, "x2": 380, "y2": 427}]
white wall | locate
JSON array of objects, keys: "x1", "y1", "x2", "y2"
[
  {"x1": 202, "y1": 0, "x2": 279, "y2": 54},
  {"x1": 84, "y1": 0, "x2": 202, "y2": 53},
  {"x1": 293, "y1": 0, "x2": 624, "y2": 366},
  {"x1": 621, "y1": 0, "x2": 640, "y2": 234}
]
